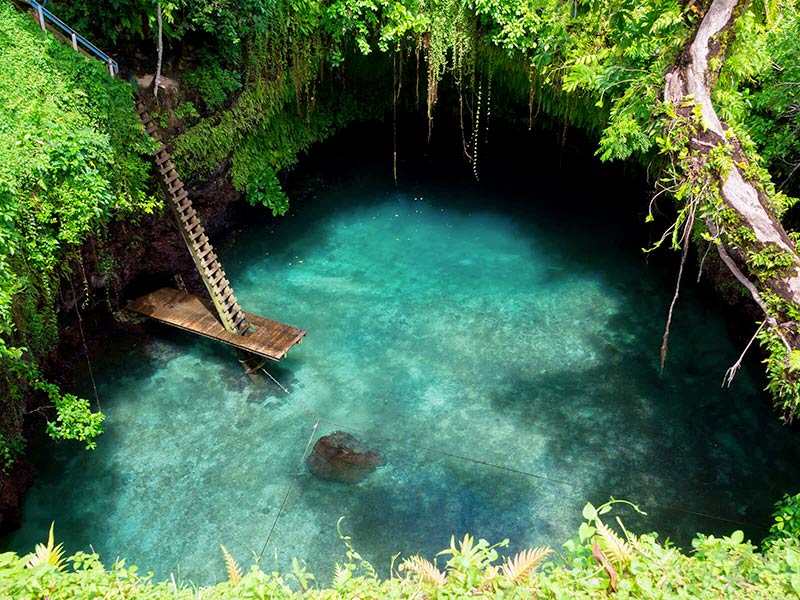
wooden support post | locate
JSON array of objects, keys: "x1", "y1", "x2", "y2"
[
  {"x1": 36, "y1": 4, "x2": 45, "y2": 30},
  {"x1": 71, "y1": 32, "x2": 78, "y2": 51},
  {"x1": 108, "y1": 61, "x2": 115, "y2": 77}
]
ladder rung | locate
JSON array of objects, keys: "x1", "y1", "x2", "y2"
[
  {"x1": 218, "y1": 287, "x2": 235, "y2": 303},
  {"x1": 159, "y1": 162, "x2": 176, "y2": 175},
  {"x1": 180, "y1": 208, "x2": 196, "y2": 223},
  {"x1": 155, "y1": 152, "x2": 171, "y2": 165},
  {"x1": 164, "y1": 172, "x2": 180, "y2": 186},
  {"x1": 189, "y1": 227, "x2": 205, "y2": 241},
  {"x1": 232, "y1": 311, "x2": 247, "y2": 329},
  {"x1": 172, "y1": 191, "x2": 189, "y2": 205},
  {"x1": 201, "y1": 253, "x2": 217, "y2": 269},
  {"x1": 209, "y1": 271, "x2": 226, "y2": 287},
  {"x1": 168, "y1": 181, "x2": 184, "y2": 195},
  {"x1": 145, "y1": 124, "x2": 159, "y2": 134},
  {"x1": 140, "y1": 116, "x2": 154, "y2": 126},
  {"x1": 154, "y1": 144, "x2": 167, "y2": 156},
  {"x1": 197, "y1": 245, "x2": 214, "y2": 261},
  {"x1": 222, "y1": 298, "x2": 238, "y2": 315},
  {"x1": 175, "y1": 199, "x2": 191, "y2": 214}
]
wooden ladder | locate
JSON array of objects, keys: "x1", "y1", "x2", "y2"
[{"x1": 135, "y1": 101, "x2": 250, "y2": 336}]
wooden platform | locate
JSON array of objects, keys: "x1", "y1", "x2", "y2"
[{"x1": 127, "y1": 288, "x2": 306, "y2": 361}]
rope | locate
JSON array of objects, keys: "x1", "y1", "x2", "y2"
[
  {"x1": 69, "y1": 275, "x2": 101, "y2": 412},
  {"x1": 258, "y1": 418, "x2": 319, "y2": 560},
  {"x1": 257, "y1": 366, "x2": 762, "y2": 546},
  {"x1": 315, "y1": 418, "x2": 757, "y2": 529}
]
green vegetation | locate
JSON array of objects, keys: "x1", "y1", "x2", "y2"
[
  {"x1": 7, "y1": 0, "x2": 796, "y2": 418},
  {"x1": 4, "y1": 503, "x2": 800, "y2": 598},
  {"x1": 0, "y1": 2, "x2": 157, "y2": 467},
  {"x1": 3, "y1": 0, "x2": 800, "y2": 594},
  {"x1": 744, "y1": 2, "x2": 800, "y2": 201}
]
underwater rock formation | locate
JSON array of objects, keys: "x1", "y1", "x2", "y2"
[{"x1": 306, "y1": 431, "x2": 385, "y2": 483}]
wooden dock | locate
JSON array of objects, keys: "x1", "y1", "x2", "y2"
[{"x1": 127, "y1": 288, "x2": 306, "y2": 362}]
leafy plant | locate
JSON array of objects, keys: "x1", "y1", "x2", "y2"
[
  {"x1": 767, "y1": 492, "x2": 800, "y2": 546},
  {"x1": 399, "y1": 555, "x2": 447, "y2": 587},
  {"x1": 0, "y1": 1, "x2": 155, "y2": 454},
  {"x1": 5, "y1": 502, "x2": 800, "y2": 598},
  {"x1": 25, "y1": 523, "x2": 65, "y2": 571}
]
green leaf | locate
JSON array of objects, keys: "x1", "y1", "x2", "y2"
[
  {"x1": 729, "y1": 530, "x2": 744, "y2": 544},
  {"x1": 788, "y1": 350, "x2": 800, "y2": 373},
  {"x1": 582, "y1": 502, "x2": 597, "y2": 521},
  {"x1": 786, "y1": 548, "x2": 800, "y2": 572},
  {"x1": 792, "y1": 574, "x2": 800, "y2": 594},
  {"x1": 578, "y1": 522, "x2": 596, "y2": 543}
]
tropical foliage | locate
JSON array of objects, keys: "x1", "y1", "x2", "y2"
[
  {"x1": 3, "y1": 0, "x2": 800, "y2": 595},
  {"x1": 3, "y1": 502, "x2": 800, "y2": 598},
  {"x1": 0, "y1": 1, "x2": 157, "y2": 467}
]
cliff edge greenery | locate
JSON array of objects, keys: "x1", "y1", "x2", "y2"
[{"x1": 0, "y1": 1, "x2": 157, "y2": 468}]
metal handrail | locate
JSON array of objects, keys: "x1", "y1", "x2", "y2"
[{"x1": 25, "y1": 0, "x2": 119, "y2": 76}]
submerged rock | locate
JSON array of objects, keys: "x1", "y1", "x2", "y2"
[{"x1": 306, "y1": 431, "x2": 385, "y2": 483}]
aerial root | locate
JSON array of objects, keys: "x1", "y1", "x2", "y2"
[
  {"x1": 722, "y1": 321, "x2": 765, "y2": 387},
  {"x1": 660, "y1": 199, "x2": 697, "y2": 372}
]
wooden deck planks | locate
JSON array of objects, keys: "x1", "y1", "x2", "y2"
[{"x1": 127, "y1": 288, "x2": 306, "y2": 361}]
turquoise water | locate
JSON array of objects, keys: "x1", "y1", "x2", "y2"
[{"x1": 6, "y1": 135, "x2": 800, "y2": 585}]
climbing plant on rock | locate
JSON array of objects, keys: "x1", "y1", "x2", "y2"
[{"x1": 0, "y1": 2, "x2": 156, "y2": 467}]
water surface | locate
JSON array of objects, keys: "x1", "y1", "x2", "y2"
[{"x1": 7, "y1": 132, "x2": 800, "y2": 584}]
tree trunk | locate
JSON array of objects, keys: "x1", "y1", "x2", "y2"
[
  {"x1": 660, "y1": 0, "x2": 800, "y2": 416},
  {"x1": 154, "y1": 3, "x2": 163, "y2": 99},
  {"x1": 663, "y1": 0, "x2": 800, "y2": 334}
]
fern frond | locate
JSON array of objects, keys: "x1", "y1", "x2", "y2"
[
  {"x1": 399, "y1": 555, "x2": 447, "y2": 587},
  {"x1": 220, "y1": 545, "x2": 242, "y2": 584},
  {"x1": 501, "y1": 547, "x2": 552, "y2": 583},
  {"x1": 333, "y1": 562, "x2": 352, "y2": 588},
  {"x1": 596, "y1": 520, "x2": 633, "y2": 569},
  {"x1": 615, "y1": 516, "x2": 647, "y2": 555},
  {"x1": 26, "y1": 522, "x2": 65, "y2": 571}
]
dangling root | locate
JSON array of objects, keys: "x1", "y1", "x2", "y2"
[
  {"x1": 722, "y1": 321, "x2": 765, "y2": 387},
  {"x1": 660, "y1": 200, "x2": 697, "y2": 372}
]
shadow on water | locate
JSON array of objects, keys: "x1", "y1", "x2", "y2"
[{"x1": 7, "y1": 117, "x2": 800, "y2": 586}]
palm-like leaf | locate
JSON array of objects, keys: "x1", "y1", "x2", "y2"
[
  {"x1": 400, "y1": 555, "x2": 447, "y2": 587},
  {"x1": 26, "y1": 523, "x2": 65, "y2": 571},
  {"x1": 501, "y1": 547, "x2": 552, "y2": 583},
  {"x1": 220, "y1": 545, "x2": 242, "y2": 584},
  {"x1": 596, "y1": 520, "x2": 633, "y2": 569}
]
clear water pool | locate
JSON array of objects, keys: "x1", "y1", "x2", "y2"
[{"x1": 7, "y1": 132, "x2": 800, "y2": 585}]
